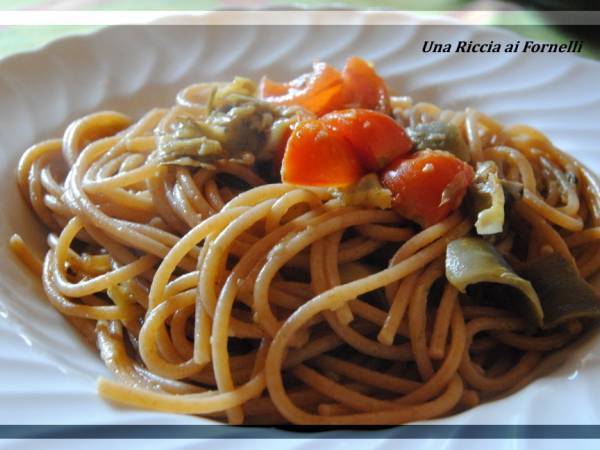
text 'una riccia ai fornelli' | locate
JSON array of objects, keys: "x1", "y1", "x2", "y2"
[{"x1": 422, "y1": 40, "x2": 583, "y2": 54}]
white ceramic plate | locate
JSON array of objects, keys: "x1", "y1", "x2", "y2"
[{"x1": 1, "y1": 14, "x2": 600, "y2": 450}]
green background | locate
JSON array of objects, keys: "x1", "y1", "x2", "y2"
[{"x1": 1, "y1": 1, "x2": 598, "y2": 60}]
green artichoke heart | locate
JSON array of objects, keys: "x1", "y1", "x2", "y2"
[
  {"x1": 445, "y1": 237, "x2": 543, "y2": 327},
  {"x1": 407, "y1": 121, "x2": 471, "y2": 162},
  {"x1": 470, "y1": 161, "x2": 506, "y2": 235}
]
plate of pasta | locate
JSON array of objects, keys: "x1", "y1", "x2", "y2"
[{"x1": 1, "y1": 15, "x2": 600, "y2": 445}]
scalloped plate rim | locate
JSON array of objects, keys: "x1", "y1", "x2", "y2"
[{"x1": 0, "y1": 11, "x2": 599, "y2": 448}]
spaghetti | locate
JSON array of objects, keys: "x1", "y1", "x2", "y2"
[{"x1": 10, "y1": 57, "x2": 600, "y2": 425}]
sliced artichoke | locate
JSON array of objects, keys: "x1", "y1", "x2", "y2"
[
  {"x1": 155, "y1": 135, "x2": 225, "y2": 168},
  {"x1": 446, "y1": 237, "x2": 543, "y2": 327},
  {"x1": 520, "y1": 254, "x2": 600, "y2": 328},
  {"x1": 204, "y1": 93, "x2": 276, "y2": 158},
  {"x1": 329, "y1": 174, "x2": 392, "y2": 210},
  {"x1": 470, "y1": 161, "x2": 505, "y2": 235},
  {"x1": 211, "y1": 77, "x2": 257, "y2": 109},
  {"x1": 407, "y1": 121, "x2": 471, "y2": 162}
]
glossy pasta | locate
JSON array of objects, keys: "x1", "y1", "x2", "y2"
[{"x1": 11, "y1": 65, "x2": 600, "y2": 425}]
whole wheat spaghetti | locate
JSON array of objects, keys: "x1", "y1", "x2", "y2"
[{"x1": 10, "y1": 57, "x2": 600, "y2": 425}]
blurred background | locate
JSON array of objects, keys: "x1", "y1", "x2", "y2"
[{"x1": 1, "y1": 0, "x2": 599, "y2": 60}]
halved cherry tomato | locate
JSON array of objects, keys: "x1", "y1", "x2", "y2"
[
  {"x1": 281, "y1": 119, "x2": 365, "y2": 187},
  {"x1": 259, "y1": 57, "x2": 391, "y2": 116},
  {"x1": 259, "y1": 62, "x2": 344, "y2": 116},
  {"x1": 320, "y1": 109, "x2": 412, "y2": 172},
  {"x1": 380, "y1": 150, "x2": 474, "y2": 227},
  {"x1": 341, "y1": 56, "x2": 390, "y2": 113}
]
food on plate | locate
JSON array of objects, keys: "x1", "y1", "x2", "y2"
[{"x1": 11, "y1": 56, "x2": 600, "y2": 425}]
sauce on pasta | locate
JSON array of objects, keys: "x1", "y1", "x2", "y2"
[{"x1": 10, "y1": 57, "x2": 600, "y2": 425}]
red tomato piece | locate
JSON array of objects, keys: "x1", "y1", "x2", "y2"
[
  {"x1": 320, "y1": 109, "x2": 412, "y2": 172},
  {"x1": 281, "y1": 119, "x2": 365, "y2": 187},
  {"x1": 380, "y1": 150, "x2": 474, "y2": 227},
  {"x1": 259, "y1": 62, "x2": 344, "y2": 116},
  {"x1": 341, "y1": 56, "x2": 391, "y2": 113},
  {"x1": 259, "y1": 57, "x2": 391, "y2": 116}
]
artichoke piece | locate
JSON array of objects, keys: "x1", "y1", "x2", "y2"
[
  {"x1": 211, "y1": 77, "x2": 257, "y2": 109},
  {"x1": 407, "y1": 121, "x2": 471, "y2": 162},
  {"x1": 158, "y1": 94, "x2": 277, "y2": 168},
  {"x1": 181, "y1": 77, "x2": 257, "y2": 110},
  {"x1": 446, "y1": 237, "x2": 543, "y2": 327},
  {"x1": 204, "y1": 93, "x2": 276, "y2": 158},
  {"x1": 155, "y1": 135, "x2": 225, "y2": 168},
  {"x1": 470, "y1": 161, "x2": 505, "y2": 235},
  {"x1": 501, "y1": 179, "x2": 524, "y2": 201},
  {"x1": 172, "y1": 117, "x2": 226, "y2": 142},
  {"x1": 329, "y1": 174, "x2": 392, "y2": 210},
  {"x1": 161, "y1": 78, "x2": 312, "y2": 167},
  {"x1": 520, "y1": 253, "x2": 600, "y2": 328}
]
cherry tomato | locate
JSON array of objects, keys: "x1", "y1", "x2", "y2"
[
  {"x1": 259, "y1": 62, "x2": 344, "y2": 116},
  {"x1": 380, "y1": 150, "x2": 474, "y2": 227},
  {"x1": 341, "y1": 56, "x2": 390, "y2": 113},
  {"x1": 281, "y1": 119, "x2": 365, "y2": 187},
  {"x1": 259, "y1": 57, "x2": 391, "y2": 116},
  {"x1": 321, "y1": 109, "x2": 412, "y2": 172}
]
